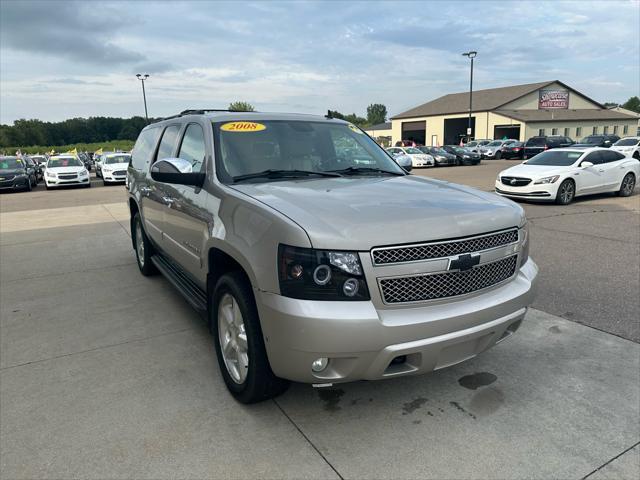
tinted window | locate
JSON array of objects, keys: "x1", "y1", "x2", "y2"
[
  {"x1": 178, "y1": 123, "x2": 206, "y2": 173},
  {"x1": 526, "y1": 150, "x2": 583, "y2": 166},
  {"x1": 583, "y1": 151, "x2": 602, "y2": 165},
  {"x1": 526, "y1": 137, "x2": 546, "y2": 146},
  {"x1": 614, "y1": 138, "x2": 639, "y2": 146},
  {"x1": 601, "y1": 150, "x2": 624, "y2": 163},
  {"x1": 487, "y1": 141, "x2": 502, "y2": 146},
  {"x1": 580, "y1": 136, "x2": 604, "y2": 144},
  {"x1": 155, "y1": 125, "x2": 181, "y2": 163},
  {"x1": 131, "y1": 127, "x2": 161, "y2": 170}
]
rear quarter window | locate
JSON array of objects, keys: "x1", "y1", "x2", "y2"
[{"x1": 131, "y1": 127, "x2": 161, "y2": 170}]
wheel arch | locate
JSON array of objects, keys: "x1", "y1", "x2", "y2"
[
  {"x1": 128, "y1": 198, "x2": 140, "y2": 250},
  {"x1": 206, "y1": 246, "x2": 258, "y2": 312}
]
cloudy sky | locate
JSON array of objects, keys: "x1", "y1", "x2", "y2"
[{"x1": 1, "y1": 0, "x2": 638, "y2": 124}]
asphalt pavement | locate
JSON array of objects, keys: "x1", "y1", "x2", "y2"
[{"x1": 1, "y1": 164, "x2": 639, "y2": 479}]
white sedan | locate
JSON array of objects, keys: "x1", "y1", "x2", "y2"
[
  {"x1": 386, "y1": 146, "x2": 434, "y2": 167},
  {"x1": 99, "y1": 153, "x2": 131, "y2": 185},
  {"x1": 611, "y1": 136, "x2": 640, "y2": 160},
  {"x1": 495, "y1": 147, "x2": 638, "y2": 205},
  {"x1": 44, "y1": 155, "x2": 91, "y2": 189}
]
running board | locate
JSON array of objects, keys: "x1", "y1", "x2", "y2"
[{"x1": 151, "y1": 254, "x2": 208, "y2": 315}]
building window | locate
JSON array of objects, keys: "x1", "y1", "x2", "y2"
[
  {"x1": 564, "y1": 127, "x2": 570, "y2": 137},
  {"x1": 593, "y1": 126, "x2": 598, "y2": 134},
  {"x1": 603, "y1": 126, "x2": 609, "y2": 134},
  {"x1": 551, "y1": 128, "x2": 558, "y2": 135},
  {"x1": 576, "y1": 127, "x2": 582, "y2": 137},
  {"x1": 613, "y1": 125, "x2": 618, "y2": 135},
  {"x1": 624, "y1": 125, "x2": 629, "y2": 135},
  {"x1": 538, "y1": 128, "x2": 545, "y2": 136}
]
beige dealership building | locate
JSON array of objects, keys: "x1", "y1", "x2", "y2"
[{"x1": 390, "y1": 80, "x2": 638, "y2": 146}]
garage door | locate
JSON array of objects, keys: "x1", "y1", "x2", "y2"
[{"x1": 401, "y1": 121, "x2": 426, "y2": 146}]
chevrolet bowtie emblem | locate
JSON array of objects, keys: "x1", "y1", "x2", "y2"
[{"x1": 449, "y1": 254, "x2": 481, "y2": 272}]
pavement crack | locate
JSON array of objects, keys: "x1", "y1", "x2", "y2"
[
  {"x1": 531, "y1": 223, "x2": 640, "y2": 245},
  {"x1": 581, "y1": 441, "x2": 640, "y2": 479},
  {"x1": 0, "y1": 327, "x2": 195, "y2": 371},
  {"x1": 273, "y1": 398, "x2": 344, "y2": 480}
]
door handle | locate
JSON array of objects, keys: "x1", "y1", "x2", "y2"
[
  {"x1": 140, "y1": 186, "x2": 151, "y2": 195},
  {"x1": 598, "y1": 169, "x2": 605, "y2": 173},
  {"x1": 162, "y1": 196, "x2": 175, "y2": 205}
]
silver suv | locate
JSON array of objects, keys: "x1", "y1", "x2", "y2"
[{"x1": 127, "y1": 110, "x2": 538, "y2": 403}]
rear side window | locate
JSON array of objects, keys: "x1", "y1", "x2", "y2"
[
  {"x1": 526, "y1": 137, "x2": 546, "y2": 146},
  {"x1": 178, "y1": 123, "x2": 206, "y2": 173},
  {"x1": 155, "y1": 125, "x2": 181, "y2": 163},
  {"x1": 601, "y1": 150, "x2": 625, "y2": 163},
  {"x1": 131, "y1": 127, "x2": 161, "y2": 170},
  {"x1": 583, "y1": 151, "x2": 602, "y2": 165}
]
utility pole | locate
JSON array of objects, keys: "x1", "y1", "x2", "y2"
[
  {"x1": 462, "y1": 51, "x2": 477, "y2": 142},
  {"x1": 136, "y1": 74, "x2": 150, "y2": 121}
]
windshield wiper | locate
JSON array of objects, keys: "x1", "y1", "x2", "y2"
[
  {"x1": 233, "y1": 169, "x2": 342, "y2": 183},
  {"x1": 327, "y1": 166, "x2": 405, "y2": 176}
]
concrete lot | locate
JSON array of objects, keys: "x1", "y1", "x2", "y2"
[{"x1": 1, "y1": 165, "x2": 639, "y2": 479}]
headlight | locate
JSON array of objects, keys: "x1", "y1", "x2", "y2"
[
  {"x1": 463, "y1": 155, "x2": 469, "y2": 159},
  {"x1": 79, "y1": 169, "x2": 88, "y2": 176},
  {"x1": 534, "y1": 175, "x2": 560, "y2": 184},
  {"x1": 278, "y1": 245, "x2": 369, "y2": 300},
  {"x1": 520, "y1": 221, "x2": 530, "y2": 266},
  {"x1": 46, "y1": 171, "x2": 56, "y2": 178}
]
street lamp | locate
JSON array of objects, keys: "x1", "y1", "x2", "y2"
[
  {"x1": 461, "y1": 51, "x2": 477, "y2": 142},
  {"x1": 136, "y1": 74, "x2": 150, "y2": 121}
]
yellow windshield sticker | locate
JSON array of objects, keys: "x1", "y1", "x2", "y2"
[
  {"x1": 16, "y1": 159, "x2": 22, "y2": 163},
  {"x1": 221, "y1": 121, "x2": 266, "y2": 132},
  {"x1": 348, "y1": 124, "x2": 363, "y2": 134}
]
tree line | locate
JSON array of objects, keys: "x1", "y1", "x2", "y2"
[{"x1": 1, "y1": 101, "x2": 389, "y2": 149}]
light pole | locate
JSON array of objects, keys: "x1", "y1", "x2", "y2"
[
  {"x1": 461, "y1": 51, "x2": 477, "y2": 142},
  {"x1": 136, "y1": 74, "x2": 149, "y2": 121}
]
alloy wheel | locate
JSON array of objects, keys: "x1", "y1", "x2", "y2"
[
  {"x1": 135, "y1": 221, "x2": 145, "y2": 267},
  {"x1": 560, "y1": 181, "x2": 574, "y2": 204},
  {"x1": 622, "y1": 174, "x2": 635, "y2": 196},
  {"x1": 217, "y1": 293, "x2": 249, "y2": 384}
]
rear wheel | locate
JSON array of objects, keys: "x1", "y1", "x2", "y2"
[
  {"x1": 211, "y1": 272, "x2": 289, "y2": 403},
  {"x1": 133, "y1": 213, "x2": 157, "y2": 276},
  {"x1": 495, "y1": 151, "x2": 502, "y2": 159},
  {"x1": 555, "y1": 179, "x2": 575, "y2": 205},
  {"x1": 617, "y1": 173, "x2": 636, "y2": 197}
]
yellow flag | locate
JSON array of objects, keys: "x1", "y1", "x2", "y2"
[
  {"x1": 95, "y1": 148, "x2": 103, "y2": 155},
  {"x1": 66, "y1": 147, "x2": 78, "y2": 155},
  {"x1": 48, "y1": 149, "x2": 55, "y2": 155}
]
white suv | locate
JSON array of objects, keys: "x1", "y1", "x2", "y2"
[{"x1": 611, "y1": 137, "x2": 640, "y2": 160}]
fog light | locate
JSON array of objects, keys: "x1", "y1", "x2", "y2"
[
  {"x1": 342, "y1": 278, "x2": 359, "y2": 297},
  {"x1": 313, "y1": 265, "x2": 331, "y2": 285},
  {"x1": 311, "y1": 357, "x2": 329, "y2": 372}
]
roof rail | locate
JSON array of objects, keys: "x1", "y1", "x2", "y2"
[{"x1": 162, "y1": 108, "x2": 259, "y2": 121}]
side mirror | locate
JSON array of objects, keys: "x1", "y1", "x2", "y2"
[
  {"x1": 395, "y1": 155, "x2": 412, "y2": 172},
  {"x1": 151, "y1": 158, "x2": 205, "y2": 187},
  {"x1": 581, "y1": 161, "x2": 594, "y2": 168}
]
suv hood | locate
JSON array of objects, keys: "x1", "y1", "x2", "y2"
[{"x1": 232, "y1": 176, "x2": 524, "y2": 250}]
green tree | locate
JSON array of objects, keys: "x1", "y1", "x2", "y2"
[
  {"x1": 327, "y1": 110, "x2": 366, "y2": 126},
  {"x1": 366, "y1": 103, "x2": 387, "y2": 125},
  {"x1": 622, "y1": 96, "x2": 640, "y2": 113},
  {"x1": 228, "y1": 101, "x2": 255, "y2": 112}
]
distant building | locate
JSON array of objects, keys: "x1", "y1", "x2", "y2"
[
  {"x1": 608, "y1": 106, "x2": 640, "y2": 135},
  {"x1": 363, "y1": 122, "x2": 392, "y2": 146},
  {"x1": 390, "y1": 80, "x2": 638, "y2": 146}
]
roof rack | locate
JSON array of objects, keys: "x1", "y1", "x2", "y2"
[{"x1": 162, "y1": 109, "x2": 259, "y2": 120}]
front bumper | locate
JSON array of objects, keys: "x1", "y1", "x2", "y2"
[
  {"x1": 495, "y1": 180, "x2": 558, "y2": 200},
  {"x1": 257, "y1": 259, "x2": 538, "y2": 384},
  {"x1": 45, "y1": 176, "x2": 90, "y2": 187},
  {"x1": 0, "y1": 176, "x2": 29, "y2": 190},
  {"x1": 103, "y1": 172, "x2": 126, "y2": 182}
]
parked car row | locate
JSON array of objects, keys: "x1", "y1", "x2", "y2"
[{"x1": 386, "y1": 145, "x2": 482, "y2": 167}]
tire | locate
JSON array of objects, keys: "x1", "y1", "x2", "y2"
[
  {"x1": 617, "y1": 173, "x2": 636, "y2": 197},
  {"x1": 555, "y1": 179, "x2": 575, "y2": 205},
  {"x1": 633, "y1": 152, "x2": 639, "y2": 160},
  {"x1": 132, "y1": 213, "x2": 158, "y2": 276},
  {"x1": 103, "y1": 179, "x2": 107, "y2": 186},
  {"x1": 495, "y1": 151, "x2": 501, "y2": 160},
  {"x1": 211, "y1": 272, "x2": 289, "y2": 404},
  {"x1": 26, "y1": 177, "x2": 32, "y2": 192}
]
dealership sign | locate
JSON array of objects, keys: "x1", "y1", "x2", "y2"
[{"x1": 539, "y1": 90, "x2": 569, "y2": 109}]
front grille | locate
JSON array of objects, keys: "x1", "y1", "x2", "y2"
[
  {"x1": 112, "y1": 170, "x2": 127, "y2": 176},
  {"x1": 500, "y1": 176, "x2": 531, "y2": 187},
  {"x1": 58, "y1": 174, "x2": 77, "y2": 180},
  {"x1": 371, "y1": 229, "x2": 518, "y2": 265},
  {"x1": 379, "y1": 255, "x2": 518, "y2": 304}
]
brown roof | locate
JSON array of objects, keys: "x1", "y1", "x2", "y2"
[
  {"x1": 496, "y1": 109, "x2": 637, "y2": 122},
  {"x1": 391, "y1": 80, "x2": 604, "y2": 119}
]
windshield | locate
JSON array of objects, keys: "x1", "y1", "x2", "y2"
[
  {"x1": 525, "y1": 150, "x2": 583, "y2": 166},
  {"x1": 580, "y1": 136, "x2": 603, "y2": 144},
  {"x1": 466, "y1": 141, "x2": 478, "y2": 147},
  {"x1": 104, "y1": 154, "x2": 131, "y2": 164},
  {"x1": 48, "y1": 157, "x2": 83, "y2": 168},
  {"x1": 487, "y1": 141, "x2": 502, "y2": 147},
  {"x1": 614, "y1": 138, "x2": 639, "y2": 146},
  {"x1": 214, "y1": 120, "x2": 404, "y2": 182},
  {"x1": 404, "y1": 147, "x2": 422, "y2": 154},
  {"x1": 0, "y1": 157, "x2": 24, "y2": 169}
]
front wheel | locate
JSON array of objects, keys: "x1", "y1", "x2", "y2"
[
  {"x1": 617, "y1": 173, "x2": 636, "y2": 197},
  {"x1": 26, "y1": 177, "x2": 32, "y2": 191},
  {"x1": 555, "y1": 179, "x2": 575, "y2": 205},
  {"x1": 133, "y1": 213, "x2": 157, "y2": 276},
  {"x1": 211, "y1": 272, "x2": 289, "y2": 403},
  {"x1": 495, "y1": 151, "x2": 501, "y2": 159}
]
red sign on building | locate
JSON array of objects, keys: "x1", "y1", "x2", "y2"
[{"x1": 539, "y1": 90, "x2": 569, "y2": 109}]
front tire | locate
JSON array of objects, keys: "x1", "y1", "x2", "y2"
[
  {"x1": 555, "y1": 179, "x2": 575, "y2": 205},
  {"x1": 133, "y1": 213, "x2": 158, "y2": 276},
  {"x1": 211, "y1": 272, "x2": 289, "y2": 404},
  {"x1": 495, "y1": 151, "x2": 501, "y2": 159},
  {"x1": 617, "y1": 173, "x2": 636, "y2": 197}
]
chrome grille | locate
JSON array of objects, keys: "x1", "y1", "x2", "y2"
[
  {"x1": 113, "y1": 170, "x2": 127, "y2": 176},
  {"x1": 501, "y1": 176, "x2": 531, "y2": 186},
  {"x1": 371, "y1": 229, "x2": 518, "y2": 265},
  {"x1": 379, "y1": 255, "x2": 518, "y2": 304},
  {"x1": 58, "y1": 174, "x2": 77, "y2": 180}
]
